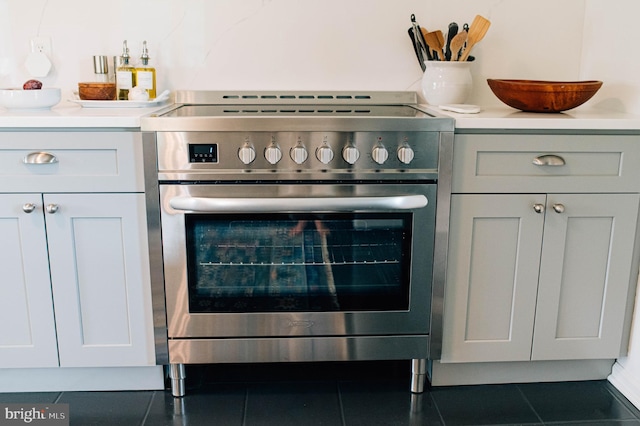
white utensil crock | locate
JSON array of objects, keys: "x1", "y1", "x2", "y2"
[{"x1": 421, "y1": 61, "x2": 472, "y2": 105}]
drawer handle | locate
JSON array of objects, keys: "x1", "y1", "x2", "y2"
[
  {"x1": 533, "y1": 154, "x2": 565, "y2": 167},
  {"x1": 23, "y1": 152, "x2": 58, "y2": 164}
]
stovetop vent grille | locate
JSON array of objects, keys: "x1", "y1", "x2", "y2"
[{"x1": 174, "y1": 91, "x2": 417, "y2": 105}]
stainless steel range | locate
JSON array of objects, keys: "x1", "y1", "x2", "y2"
[{"x1": 141, "y1": 91, "x2": 454, "y2": 397}]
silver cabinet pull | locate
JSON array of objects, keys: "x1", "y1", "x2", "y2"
[
  {"x1": 533, "y1": 203, "x2": 545, "y2": 214},
  {"x1": 532, "y1": 154, "x2": 565, "y2": 167},
  {"x1": 553, "y1": 203, "x2": 565, "y2": 213},
  {"x1": 46, "y1": 204, "x2": 59, "y2": 214},
  {"x1": 22, "y1": 203, "x2": 36, "y2": 213},
  {"x1": 23, "y1": 152, "x2": 58, "y2": 164}
]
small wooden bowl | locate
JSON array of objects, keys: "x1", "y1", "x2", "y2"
[
  {"x1": 487, "y1": 79, "x2": 603, "y2": 113},
  {"x1": 78, "y1": 82, "x2": 116, "y2": 100}
]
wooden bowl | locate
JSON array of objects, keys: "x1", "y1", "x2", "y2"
[
  {"x1": 78, "y1": 82, "x2": 116, "y2": 100},
  {"x1": 486, "y1": 79, "x2": 603, "y2": 113}
]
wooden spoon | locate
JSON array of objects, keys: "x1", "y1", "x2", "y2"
[
  {"x1": 424, "y1": 30, "x2": 446, "y2": 61},
  {"x1": 459, "y1": 15, "x2": 490, "y2": 61},
  {"x1": 449, "y1": 31, "x2": 467, "y2": 61}
]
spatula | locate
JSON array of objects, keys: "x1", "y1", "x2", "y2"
[
  {"x1": 423, "y1": 30, "x2": 446, "y2": 61},
  {"x1": 459, "y1": 15, "x2": 490, "y2": 61},
  {"x1": 449, "y1": 31, "x2": 467, "y2": 61}
]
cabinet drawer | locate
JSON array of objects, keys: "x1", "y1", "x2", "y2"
[
  {"x1": 0, "y1": 131, "x2": 144, "y2": 192},
  {"x1": 452, "y1": 134, "x2": 640, "y2": 193}
]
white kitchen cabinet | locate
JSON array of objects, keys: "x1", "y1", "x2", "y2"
[
  {"x1": 0, "y1": 132, "x2": 155, "y2": 370},
  {"x1": 0, "y1": 194, "x2": 59, "y2": 368},
  {"x1": 443, "y1": 192, "x2": 639, "y2": 363},
  {"x1": 441, "y1": 134, "x2": 640, "y2": 366}
]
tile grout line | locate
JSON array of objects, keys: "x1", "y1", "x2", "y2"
[
  {"x1": 337, "y1": 381, "x2": 347, "y2": 426},
  {"x1": 139, "y1": 391, "x2": 156, "y2": 426},
  {"x1": 241, "y1": 385, "x2": 249, "y2": 426},
  {"x1": 515, "y1": 384, "x2": 545, "y2": 425},
  {"x1": 428, "y1": 390, "x2": 448, "y2": 426}
]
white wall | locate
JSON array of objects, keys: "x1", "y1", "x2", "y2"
[{"x1": 0, "y1": 0, "x2": 590, "y2": 107}]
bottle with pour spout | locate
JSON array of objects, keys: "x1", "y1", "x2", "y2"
[
  {"x1": 135, "y1": 41, "x2": 156, "y2": 99},
  {"x1": 116, "y1": 40, "x2": 136, "y2": 100}
]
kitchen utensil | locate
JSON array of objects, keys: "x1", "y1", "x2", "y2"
[
  {"x1": 408, "y1": 27, "x2": 426, "y2": 70},
  {"x1": 459, "y1": 15, "x2": 490, "y2": 62},
  {"x1": 445, "y1": 22, "x2": 459, "y2": 61},
  {"x1": 449, "y1": 31, "x2": 467, "y2": 61},
  {"x1": 486, "y1": 79, "x2": 603, "y2": 113},
  {"x1": 413, "y1": 17, "x2": 432, "y2": 61},
  {"x1": 410, "y1": 14, "x2": 431, "y2": 66},
  {"x1": 424, "y1": 30, "x2": 445, "y2": 61}
]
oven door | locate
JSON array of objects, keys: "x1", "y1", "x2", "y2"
[{"x1": 159, "y1": 183, "x2": 436, "y2": 338}]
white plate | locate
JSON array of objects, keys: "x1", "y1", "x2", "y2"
[{"x1": 70, "y1": 98, "x2": 169, "y2": 108}]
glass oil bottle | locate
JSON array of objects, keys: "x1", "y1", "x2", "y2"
[
  {"x1": 136, "y1": 41, "x2": 156, "y2": 99},
  {"x1": 116, "y1": 40, "x2": 136, "y2": 100}
]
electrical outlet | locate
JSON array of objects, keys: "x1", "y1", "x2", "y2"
[{"x1": 30, "y1": 36, "x2": 52, "y2": 55}]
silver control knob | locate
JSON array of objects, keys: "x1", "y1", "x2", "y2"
[
  {"x1": 238, "y1": 145, "x2": 256, "y2": 165},
  {"x1": 397, "y1": 146, "x2": 415, "y2": 164},
  {"x1": 372, "y1": 146, "x2": 389, "y2": 165},
  {"x1": 264, "y1": 145, "x2": 282, "y2": 165},
  {"x1": 290, "y1": 146, "x2": 308, "y2": 164},
  {"x1": 316, "y1": 145, "x2": 334, "y2": 164},
  {"x1": 342, "y1": 146, "x2": 360, "y2": 165}
]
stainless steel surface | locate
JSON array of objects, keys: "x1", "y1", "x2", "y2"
[
  {"x1": 155, "y1": 130, "x2": 440, "y2": 182},
  {"x1": 22, "y1": 203, "x2": 36, "y2": 213},
  {"x1": 534, "y1": 203, "x2": 545, "y2": 213},
  {"x1": 141, "y1": 90, "x2": 454, "y2": 393},
  {"x1": 174, "y1": 90, "x2": 418, "y2": 105},
  {"x1": 411, "y1": 358, "x2": 428, "y2": 393},
  {"x1": 427, "y1": 131, "x2": 454, "y2": 362},
  {"x1": 169, "y1": 194, "x2": 428, "y2": 213},
  {"x1": 553, "y1": 203, "x2": 566, "y2": 213},
  {"x1": 168, "y1": 336, "x2": 428, "y2": 364},
  {"x1": 161, "y1": 183, "x2": 436, "y2": 338},
  {"x1": 169, "y1": 363, "x2": 186, "y2": 398},
  {"x1": 23, "y1": 152, "x2": 58, "y2": 164},
  {"x1": 142, "y1": 132, "x2": 169, "y2": 365},
  {"x1": 533, "y1": 154, "x2": 566, "y2": 166}
]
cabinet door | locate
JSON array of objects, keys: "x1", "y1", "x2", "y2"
[
  {"x1": 44, "y1": 193, "x2": 154, "y2": 367},
  {"x1": 442, "y1": 194, "x2": 546, "y2": 362},
  {"x1": 0, "y1": 194, "x2": 58, "y2": 367},
  {"x1": 532, "y1": 193, "x2": 640, "y2": 360}
]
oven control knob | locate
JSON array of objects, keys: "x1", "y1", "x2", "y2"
[
  {"x1": 238, "y1": 145, "x2": 256, "y2": 165},
  {"x1": 290, "y1": 146, "x2": 308, "y2": 164},
  {"x1": 342, "y1": 146, "x2": 360, "y2": 164},
  {"x1": 372, "y1": 146, "x2": 389, "y2": 165},
  {"x1": 316, "y1": 145, "x2": 334, "y2": 164},
  {"x1": 397, "y1": 146, "x2": 415, "y2": 164},
  {"x1": 264, "y1": 145, "x2": 282, "y2": 164}
]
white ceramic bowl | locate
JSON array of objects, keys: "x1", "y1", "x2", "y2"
[{"x1": 0, "y1": 88, "x2": 61, "y2": 110}]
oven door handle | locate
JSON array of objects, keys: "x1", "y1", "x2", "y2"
[{"x1": 169, "y1": 195, "x2": 428, "y2": 212}]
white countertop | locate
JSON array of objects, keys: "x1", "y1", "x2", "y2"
[
  {"x1": 0, "y1": 100, "x2": 173, "y2": 128},
  {"x1": 2, "y1": 100, "x2": 640, "y2": 131},
  {"x1": 421, "y1": 105, "x2": 640, "y2": 131}
]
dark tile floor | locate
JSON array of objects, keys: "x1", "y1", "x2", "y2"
[{"x1": 2, "y1": 361, "x2": 640, "y2": 425}]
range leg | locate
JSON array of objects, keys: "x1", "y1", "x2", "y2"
[
  {"x1": 410, "y1": 358, "x2": 427, "y2": 393},
  {"x1": 169, "y1": 363, "x2": 186, "y2": 397}
]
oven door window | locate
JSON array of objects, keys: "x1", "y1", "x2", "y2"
[{"x1": 185, "y1": 213, "x2": 412, "y2": 313}]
